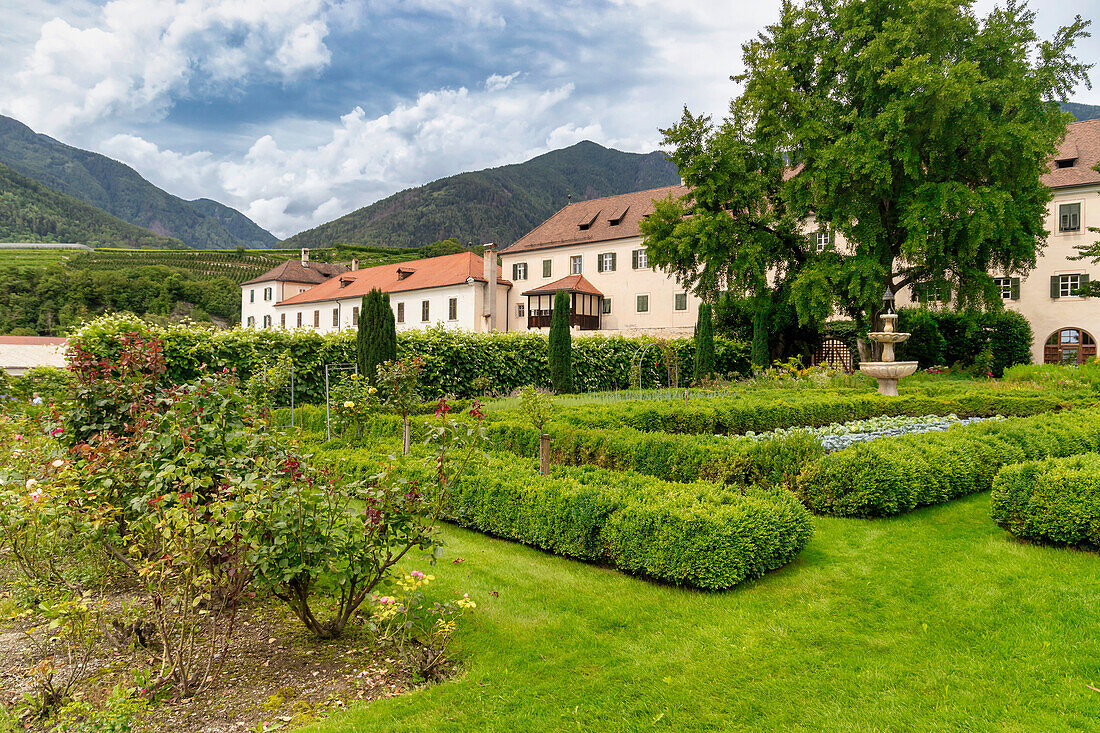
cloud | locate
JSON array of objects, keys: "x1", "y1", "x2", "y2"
[{"x1": 1, "y1": 0, "x2": 336, "y2": 136}]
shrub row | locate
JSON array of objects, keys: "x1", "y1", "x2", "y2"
[
  {"x1": 69, "y1": 314, "x2": 750, "y2": 402},
  {"x1": 797, "y1": 408, "x2": 1100, "y2": 517},
  {"x1": 895, "y1": 307, "x2": 1032, "y2": 376},
  {"x1": 552, "y1": 390, "x2": 1068, "y2": 436},
  {"x1": 323, "y1": 448, "x2": 814, "y2": 590},
  {"x1": 991, "y1": 453, "x2": 1100, "y2": 547}
]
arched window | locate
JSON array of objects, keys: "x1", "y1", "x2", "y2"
[{"x1": 1044, "y1": 328, "x2": 1097, "y2": 364}]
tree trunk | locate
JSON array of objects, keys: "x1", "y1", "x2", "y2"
[
  {"x1": 751, "y1": 300, "x2": 770, "y2": 368},
  {"x1": 402, "y1": 418, "x2": 411, "y2": 455},
  {"x1": 539, "y1": 433, "x2": 550, "y2": 476}
]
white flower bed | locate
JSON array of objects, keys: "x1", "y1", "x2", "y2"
[{"x1": 740, "y1": 414, "x2": 1004, "y2": 453}]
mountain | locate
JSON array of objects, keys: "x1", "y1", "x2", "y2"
[
  {"x1": 0, "y1": 115, "x2": 277, "y2": 249},
  {"x1": 1063, "y1": 101, "x2": 1100, "y2": 122},
  {"x1": 282, "y1": 141, "x2": 680, "y2": 249},
  {"x1": 0, "y1": 162, "x2": 184, "y2": 248},
  {"x1": 188, "y1": 198, "x2": 277, "y2": 248}
]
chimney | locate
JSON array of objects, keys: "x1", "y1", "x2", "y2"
[
  {"x1": 351, "y1": 258, "x2": 359, "y2": 271},
  {"x1": 301, "y1": 248, "x2": 310, "y2": 268},
  {"x1": 482, "y1": 243, "x2": 497, "y2": 332}
]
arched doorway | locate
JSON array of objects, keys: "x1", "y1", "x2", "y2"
[{"x1": 1044, "y1": 328, "x2": 1097, "y2": 364}]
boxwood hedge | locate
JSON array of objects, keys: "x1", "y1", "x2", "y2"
[
  {"x1": 991, "y1": 453, "x2": 1100, "y2": 547},
  {"x1": 797, "y1": 408, "x2": 1100, "y2": 517},
  {"x1": 321, "y1": 447, "x2": 814, "y2": 590}
]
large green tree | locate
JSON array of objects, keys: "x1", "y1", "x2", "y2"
[
  {"x1": 644, "y1": 0, "x2": 1090, "y2": 361},
  {"x1": 741, "y1": 0, "x2": 1090, "y2": 334},
  {"x1": 357, "y1": 289, "x2": 392, "y2": 383}
]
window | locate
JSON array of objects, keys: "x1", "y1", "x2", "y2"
[
  {"x1": 396, "y1": 302, "x2": 404, "y2": 323},
  {"x1": 1045, "y1": 328, "x2": 1096, "y2": 364},
  {"x1": 915, "y1": 283, "x2": 950, "y2": 305},
  {"x1": 1052, "y1": 273, "x2": 1088, "y2": 298},
  {"x1": 280, "y1": 313, "x2": 286, "y2": 328},
  {"x1": 636, "y1": 294, "x2": 649, "y2": 313},
  {"x1": 313, "y1": 310, "x2": 320, "y2": 328},
  {"x1": 448, "y1": 297, "x2": 458, "y2": 321},
  {"x1": 570, "y1": 255, "x2": 582, "y2": 274},
  {"x1": 250, "y1": 290, "x2": 255, "y2": 303},
  {"x1": 517, "y1": 303, "x2": 525, "y2": 318},
  {"x1": 352, "y1": 306, "x2": 359, "y2": 324},
  {"x1": 512, "y1": 263, "x2": 528, "y2": 280},
  {"x1": 247, "y1": 316, "x2": 255, "y2": 327},
  {"x1": 995, "y1": 277, "x2": 1020, "y2": 300},
  {"x1": 332, "y1": 308, "x2": 339, "y2": 327},
  {"x1": 675, "y1": 293, "x2": 688, "y2": 310},
  {"x1": 1060, "y1": 203, "x2": 1082, "y2": 232},
  {"x1": 264, "y1": 287, "x2": 272, "y2": 301},
  {"x1": 632, "y1": 249, "x2": 648, "y2": 269},
  {"x1": 296, "y1": 312, "x2": 302, "y2": 328},
  {"x1": 597, "y1": 252, "x2": 616, "y2": 272},
  {"x1": 601, "y1": 298, "x2": 611, "y2": 315},
  {"x1": 815, "y1": 230, "x2": 830, "y2": 253},
  {"x1": 422, "y1": 300, "x2": 430, "y2": 322},
  {"x1": 543, "y1": 259, "x2": 552, "y2": 278},
  {"x1": 263, "y1": 315, "x2": 271, "y2": 328}
]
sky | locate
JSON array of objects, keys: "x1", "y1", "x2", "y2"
[{"x1": 2, "y1": 0, "x2": 1099, "y2": 240}]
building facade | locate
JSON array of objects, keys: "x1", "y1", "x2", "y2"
[
  {"x1": 270, "y1": 250, "x2": 511, "y2": 335},
  {"x1": 240, "y1": 250, "x2": 348, "y2": 329},
  {"x1": 499, "y1": 185, "x2": 701, "y2": 337}
]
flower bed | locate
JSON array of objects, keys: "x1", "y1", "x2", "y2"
[
  {"x1": 742, "y1": 414, "x2": 1003, "y2": 453},
  {"x1": 796, "y1": 408, "x2": 1100, "y2": 517},
  {"x1": 991, "y1": 453, "x2": 1100, "y2": 547}
]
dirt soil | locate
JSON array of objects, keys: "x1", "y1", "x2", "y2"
[{"x1": 0, "y1": 583, "x2": 424, "y2": 732}]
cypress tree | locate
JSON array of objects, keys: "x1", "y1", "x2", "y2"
[
  {"x1": 548, "y1": 290, "x2": 573, "y2": 393},
  {"x1": 356, "y1": 293, "x2": 371, "y2": 379},
  {"x1": 381, "y1": 292, "x2": 397, "y2": 363},
  {"x1": 694, "y1": 302, "x2": 716, "y2": 382},
  {"x1": 357, "y1": 289, "x2": 390, "y2": 383}
]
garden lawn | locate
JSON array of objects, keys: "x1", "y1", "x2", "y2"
[{"x1": 304, "y1": 493, "x2": 1099, "y2": 732}]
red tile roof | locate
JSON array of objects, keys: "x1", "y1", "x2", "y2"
[
  {"x1": 1044, "y1": 119, "x2": 1100, "y2": 189},
  {"x1": 0, "y1": 336, "x2": 68, "y2": 345},
  {"x1": 276, "y1": 252, "x2": 510, "y2": 306},
  {"x1": 521, "y1": 274, "x2": 603, "y2": 297},
  {"x1": 241, "y1": 259, "x2": 348, "y2": 286},
  {"x1": 504, "y1": 185, "x2": 689, "y2": 254}
]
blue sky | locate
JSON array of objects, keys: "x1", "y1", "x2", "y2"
[{"x1": 2, "y1": 0, "x2": 1099, "y2": 239}]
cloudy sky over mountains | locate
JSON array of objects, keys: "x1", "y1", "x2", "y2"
[{"x1": 3, "y1": 0, "x2": 1099, "y2": 238}]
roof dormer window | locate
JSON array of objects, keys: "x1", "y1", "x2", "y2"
[
  {"x1": 397, "y1": 267, "x2": 416, "y2": 281},
  {"x1": 339, "y1": 276, "x2": 355, "y2": 288},
  {"x1": 608, "y1": 205, "x2": 629, "y2": 226},
  {"x1": 1055, "y1": 157, "x2": 1077, "y2": 169},
  {"x1": 578, "y1": 211, "x2": 600, "y2": 230}
]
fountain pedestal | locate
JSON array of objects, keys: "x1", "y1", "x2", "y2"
[{"x1": 860, "y1": 313, "x2": 918, "y2": 396}]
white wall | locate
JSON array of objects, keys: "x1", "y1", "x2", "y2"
[
  {"x1": 500, "y1": 236, "x2": 699, "y2": 335},
  {"x1": 241, "y1": 280, "x2": 316, "y2": 329},
  {"x1": 0, "y1": 341, "x2": 68, "y2": 376},
  {"x1": 272, "y1": 283, "x2": 512, "y2": 335}
]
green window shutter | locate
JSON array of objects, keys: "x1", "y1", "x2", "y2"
[
  {"x1": 597, "y1": 255, "x2": 604, "y2": 273},
  {"x1": 1081, "y1": 274, "x2": 1090, "y2": 294},
  {"x1": 609, "y1": 253, "x2": 616, "y2": 271},
  {"x1": 912, "y1": 283, "x2": 924, "y2": 302},
  {"x1": 512, "y1": 264, "x2": 518, "y2": 280},
  {"x1": 1051, "y1": 275, "x2": 1060, "y2": 299},
  {"x1": 944, "y1": 286, "x2": 951, "y2": 302},
  {"x1": 1011, "y1": 277, "x2": 1020, "y2": 300},
  {"x1": 632, "y1": 250, "x2": 639, "y2": 269},
  {"x1": 543, "y1": 259, "x2": 551, "y2": 278}
]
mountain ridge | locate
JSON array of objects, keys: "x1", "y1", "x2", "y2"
[{"x1": 0, "y1": 115, "x2": 277, "y2": 249}]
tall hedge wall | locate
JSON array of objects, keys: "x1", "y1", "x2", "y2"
[{"x1": 67, "y1": 315, "x2": 750, "y2": 403}]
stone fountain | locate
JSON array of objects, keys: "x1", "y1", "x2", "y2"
[{"x1": 860, "y1": 290, "x2": 918, "y2": 396}]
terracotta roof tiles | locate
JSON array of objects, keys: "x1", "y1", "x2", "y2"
[
  {"x1": 521, "y1": 274, "x2": 603, "y2": 297},
  {"x1": 241, "y1": 260, "x2": 348, "y2": 286},
  {"x1": 1043, "y1": 119, "x2": 1100, "y2": 189}
]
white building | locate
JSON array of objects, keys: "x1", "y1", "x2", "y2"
[
  {"x1": 270, "y1": 249, "x2": 511, "y2": 334},
  {"x1": 0, "y1": 336, "x2": 68, "y2": 376},
  {"x1": 499, "y1": 185, "x2": 701, "y2": 337},
  {"x1": 240, "y1": 249, "x2": 348, "y2": 329}
]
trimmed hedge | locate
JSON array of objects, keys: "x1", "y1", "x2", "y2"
[
  {"x1": 991, "y1": 453, "x2": 1100, "y2": 547},
  {"x1": 325, "y1": 447, "x2": 813, "y2": 590},
  {"x1": 797, "y1": 408, "x2": 1100, "y2": 517},
  {"x1": 552, "y1": 391, "x2": 1066, "y2": 436},
  {"x1": 68, "y1": 315, "x2": 750, "y2": 402}
]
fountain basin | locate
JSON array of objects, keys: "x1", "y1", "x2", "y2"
[
  {"x1": 865, "y1": 332, "x2": 910, "y2": 343},
  {"x1": 860, "y1": 361, "x2": 918, "y2": 397}
]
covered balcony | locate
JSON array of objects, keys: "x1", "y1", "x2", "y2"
[{"x1": 522, "y1": 275, "x2": 604, "y2": 331}]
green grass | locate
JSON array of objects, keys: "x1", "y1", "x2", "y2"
[{"x1": 305, "y1": 493, "x2": 1100, "y2": 732}]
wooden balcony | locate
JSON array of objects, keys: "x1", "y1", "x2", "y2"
[{"x1": 527, "y1": 309, "x2": 600, "y2": 330}]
